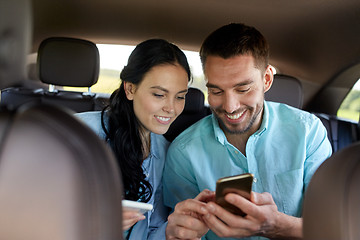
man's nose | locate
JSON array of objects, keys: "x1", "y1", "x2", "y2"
[{"x1": 222, "y1": 93, "x2": 239, "y2": 113}]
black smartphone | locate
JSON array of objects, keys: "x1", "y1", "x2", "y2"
[{"x1": 215, "y1": 173, "x2": 254, "y2": 216}]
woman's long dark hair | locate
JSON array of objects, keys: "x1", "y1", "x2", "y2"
[{"x1": 101, "y1": 39, "x2": 191, "y2": 202}]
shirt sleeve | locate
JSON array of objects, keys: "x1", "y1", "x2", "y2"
[
  {"x1": 162, "y1": 141, "x2": 200, "y2": 210},
  {"x1": 74, "y1": 111, "x2": 107, "y2": 139},
  {"x1": 303, "y1": 115, "x2": 333, "y2": 192}
]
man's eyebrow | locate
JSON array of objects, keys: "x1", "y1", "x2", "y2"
[
  {"x1": 206, "y1": 83, "x2": 219, "y2": 88},
  {"x1": 234, "y1": 80, "x2": 253, "y2": 87},
  {"x1": 206, "y1": 80, "x2": 253, "y2": 89}
]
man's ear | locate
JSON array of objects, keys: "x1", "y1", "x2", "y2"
[
  {"x1": 124, "y1": 81, "x2": 136, "y2": 100},
  {"x1": 263, "y1": 65, "x2": 274, "y2": 93}
]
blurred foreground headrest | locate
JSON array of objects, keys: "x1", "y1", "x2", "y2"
[{"x1": 0, "y1": 0, "x2": 32, "y2": 88}]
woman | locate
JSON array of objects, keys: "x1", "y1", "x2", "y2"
[{"x1": 76, "y1": 39, "x2": 191, "y2": 239}]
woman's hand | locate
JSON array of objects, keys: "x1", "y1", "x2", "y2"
[{"x1": 122, "y1": 208, "x2": 146, "y2": 231}]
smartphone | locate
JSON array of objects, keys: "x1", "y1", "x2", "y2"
[
  {"x1": 215, "y1": 173, "x2": 254, "y2": 216},
  {"x1": 122, "y1": 200, "x2": 153, "y2": 215}
]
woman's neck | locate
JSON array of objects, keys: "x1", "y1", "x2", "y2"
[{"x1": 139, "y1": 128, "x2": 151, "y2": 160}]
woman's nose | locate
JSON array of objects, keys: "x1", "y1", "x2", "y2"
[{"x1": 162, "y1": 99, "x2": 175, "y2": 113}]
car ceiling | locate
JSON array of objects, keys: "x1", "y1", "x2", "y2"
[{"x1": 31, "y1": 0, "x2": 360, "y2": 113}]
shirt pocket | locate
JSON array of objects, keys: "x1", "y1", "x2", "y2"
[{"x1": 274, "y1": 168, "x2": 304, "y2": 216}]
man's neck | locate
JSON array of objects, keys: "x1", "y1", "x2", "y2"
[{"x1": 225, "y1": 131, "x2": 252, "y2": 156}]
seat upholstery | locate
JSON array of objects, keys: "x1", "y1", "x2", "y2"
[
  {"x1": 0, "y1": 105, "x2": 124, "y2": 240},
  {"x1": 1, "y1": 37, "x2": 104, "y2": 112},
  {"x1": 314, "y1": 113, "x2": 359, "y2": 152},
  {"x1": 164, "y1": 87, "x2": 211, "y2": 142},
  {"x1": 303, "y1": 142, "x2": 360, "y2": 240},
  {"x1": 0, "y1": 1, "x2": 123, "y2": 239},
  {"x1": 265, "y1": 74, "x2": 303, "y2": 109},
  {"x1": 38, "y1": 37, "x2": 99, "y2": 87},
  {"x1": 0, "y1": 0, "x2": 31, "y2": 88}
]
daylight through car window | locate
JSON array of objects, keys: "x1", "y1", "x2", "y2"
[
  {"x1": 65, "y1": 44, "x2": 207, "y2": 99},
  {"x1": 337, "y1": 78, "x2": 360, "y2": 122}
]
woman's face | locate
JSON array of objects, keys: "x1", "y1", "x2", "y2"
[{"x1": 125, "y1": 64, "x2": 189, "y2": 135}]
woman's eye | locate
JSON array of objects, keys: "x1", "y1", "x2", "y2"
[
  {"x1": 153, "y1": 93, "x2": 164, "y2": 98},
  {"x1": 177, "y1": 95, "x2": 186, "y2": 100}
]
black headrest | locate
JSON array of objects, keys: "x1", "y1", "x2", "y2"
[
  {"x1": 37, "y1": 37, "x2": 100, "y2": 87},
  {"x1": 184, "y1": 87, "x2": 205, "y2": 113},
  {"x1": 265, "y1": 74, "x2": 303, "y2": 109},
  {"x1": 0, "y1": 0, "x2": 32, "y2": 89}
]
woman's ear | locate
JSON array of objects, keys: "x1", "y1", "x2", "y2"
[
  {"x1": 124, "y1": 81, "x2": 136, "y2": 100},
  {"x1": 263, "y1": 65, "x2": 274, "y2": 93}
]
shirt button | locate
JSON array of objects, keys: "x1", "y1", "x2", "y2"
[
  {"x1": 253, "y1": 177, "x2": 257, "y2": 183},
  {"x1": 234, "y1": 150, "x2": 239, "y2": 154}
]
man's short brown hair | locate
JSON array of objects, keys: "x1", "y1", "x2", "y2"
[{"x1": 200, "y1": 23, "x2": 269, "y2": 73}]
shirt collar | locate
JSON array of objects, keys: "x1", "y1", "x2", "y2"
[
  {"x1": 149, "y1": 132, "x2": 159, "y2": 159},
  {"x1": 255, "y1": 101, "x2": 268, "y2": 136},
  {"x1": 211, "y1": 114, "x2": 227, "y2": 145},
  {"x1": 211, "y1": 101, "x2": 269, "y2": 144}
]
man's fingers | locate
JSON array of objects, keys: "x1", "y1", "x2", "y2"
[
  {"x1": 205, "y1": 201, "x2": 253, "y2": 228},
  {"x1": 167, "y1": 212, "x2": 207, "y2": 239},
  {"x1": 195, "y1": 189, "x2": 215, "y2": 203},
  {"x1": 168, "y1": 211, "x2": 205, "y2": 231},
  {"x1": 251, "y1": 192, "x2": 275, "y2": 205},
  {"x1": 174, "y1": 198, "x2": 209, "y2": 215}
]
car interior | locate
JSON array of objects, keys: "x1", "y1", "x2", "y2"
[{"x1": 0, "y1": 0, "x2": 359, "y2": 239}]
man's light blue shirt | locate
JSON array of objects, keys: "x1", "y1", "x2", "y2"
[
  {"x1": 163, "y1": 101, "x2": 332, "y2": 240},
  {"x1": 76, "y1": 111, "x2": 169, "y2": 240}
]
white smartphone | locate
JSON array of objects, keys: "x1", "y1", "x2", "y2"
[{"x1": 122, "y1": 200, "x2": 153, "y2": 214}]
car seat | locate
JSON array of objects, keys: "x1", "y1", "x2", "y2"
[
  {"x1": 265, "y1": 74, "x2": 303, "y2": 109},
  {"x1": 164, "y1": 87, "x2": 211, "y2": 141},
  {"x1": 0, "y1": 1, "x2": 123, "y2": 239},
  {"x1": 0, "y1": 105, "x2": 124, "y2": 240},
  {"x1": 1, "y1": 37, "x2": 106, "y2": 112},
  {"x1": 303, "y1": 141, "x2": 360, "y2": 240}
]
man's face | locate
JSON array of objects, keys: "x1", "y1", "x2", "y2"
[{"x1": 205, "y1": 55, "x2": 273, "y2": 135}]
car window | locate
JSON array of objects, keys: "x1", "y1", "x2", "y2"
[
  {"x1": 64, "y1": 44, "x2": 207, "y2": 98},
  {"x1": 337, "y1": 78, "x2": 360, "y2": 122}
]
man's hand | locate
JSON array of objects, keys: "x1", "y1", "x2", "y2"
[
  {"x1": 202, "y1": 192, "x2": 303, "y2": 239},
  {"x1": 166, "y1": 189, "x2": 215, "y2": 240}
]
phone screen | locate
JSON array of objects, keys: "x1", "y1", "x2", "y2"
[{"x1": 215, "y1": 173, "x2": 254, "y2": 216}]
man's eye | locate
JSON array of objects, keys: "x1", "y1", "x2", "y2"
[
  {"x1": 210, "y1": 89, "x2": 222, "y2": 95},
  {"x1": 236, "y1": 88, "x2": 250, "y2": 93}
]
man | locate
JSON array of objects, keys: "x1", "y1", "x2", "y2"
[{"x1": 163, "y1": 23, "x2": 332, "y2": 240}]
